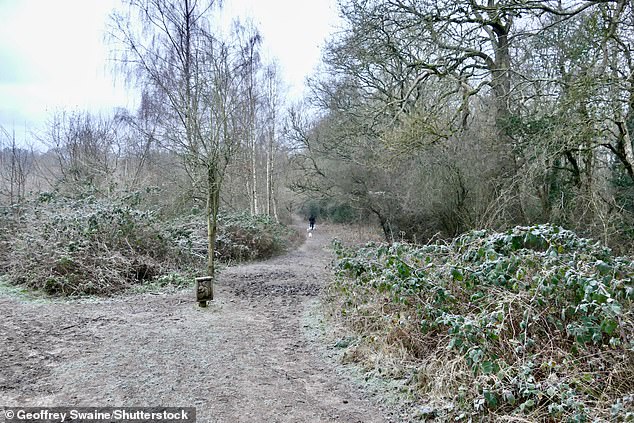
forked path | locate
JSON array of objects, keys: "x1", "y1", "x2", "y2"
[{"x1": 0, "y1": 225, "x2": 387, "y2": 422}]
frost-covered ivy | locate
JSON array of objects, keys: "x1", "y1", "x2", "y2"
[{"x1": 330, "y1": 224, "x2": 634, "y2": 421}]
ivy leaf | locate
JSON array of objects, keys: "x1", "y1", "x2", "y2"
[
  {"x1": 483, "y1": 390, "x2": 498, "y2": 407},
  {"x1": 481, "y1": 360, "x2": 499, "y2": 374},
  {"x1": 601, "y1": 319, "x2": 618, "y2": 335},
  {"x1": 451, "y1": 268, "x2": 464, "y2": 281}
]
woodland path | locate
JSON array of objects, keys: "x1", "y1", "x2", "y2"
[{"x1": 0, "y1": 224, "x2": 393, "y2": 423}]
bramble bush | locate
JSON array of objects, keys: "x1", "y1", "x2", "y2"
[
  {"x1": 161, "y1": 211, "x2": 300, "y2": 264},
  {"x1": 3, "y1": 192, "x2": 172, "y2": 295},
  {"x1": 1, "y1": 192, "x2": 298, "y2": 296},
  {"x1": 216, "y1": 212, "x2": 301, "y2": 262},
  {"x1": 329, "y1": 224, "x2": 634, "y2": 421}
]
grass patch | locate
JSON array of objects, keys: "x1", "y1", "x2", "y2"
[
  {"x1": 128, "y1": 271, "x2": 195, "y2": 294},
  {"x1": 0, "y1": 275, "x2": 50, "y2": 301},
  {"x1": 327, "y1": 224, "x2": 634, "y2": 421}
]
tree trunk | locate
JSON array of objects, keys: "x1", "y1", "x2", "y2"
[
  {"x1": 617, "y1": 120, "x2": 634, "y2": 181},
  {"x1": 246, "y1": 169, "x2": 253, "y2": 214},
  {"x1": 266, "y1": 123, "x2": 275, "y2": 217},
  {"x1": 200, "y1": 163, "x2": 220, "y2": 305},
  {"x1": 251, "y1": 140, "x2": 258, "y2": 214},
  {"x1": 490, "y1": 26, "x2": 515, "y2": 176},
  {"x1": 266, "y1": 143, "x2": 271, "y2": 215},
  {"x1": 273, "y1": 195, "x2": 279, "y2": 223}
]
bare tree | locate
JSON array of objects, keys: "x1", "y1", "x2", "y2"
[
  {"x1": 110, "y1": 0, "x2": 250, "y2": 304},
  {"x1": 296, "y1": 0, "x2": 634, "y2": 245},
  {"x1": 0, "y1": 125, "x2": 34, "y2": 206},
  {"x1": 263, "y1": 62, "x2": 282, "y2": 222},
  {"x1": 38, "y1": 111, "x2": 121, "y2": 196},
  {"x1": 233, "y1": 21, "x2": 262, "y2": 215}
]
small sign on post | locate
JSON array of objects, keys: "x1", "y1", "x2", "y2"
[{"x1": 196, "y1": 276, "x2": 213, "y2": 307}]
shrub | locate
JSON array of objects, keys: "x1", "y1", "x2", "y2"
[
  {"x1": 3, "y1": 192, "x2": 177, "y2": 296},
  {"x1": 329, "y1": 224, "x2": 634, "y2": 421},
  {"x1": 300, "y1": 198, "x2": 362, "y2": 224},
  {"x1": 216, "y1": 212, "x2": 300, "y2": 262},
  {"x1": 0, "y1": 205, "x2": 19, "y2": 271},
  {"x1": 1, "y1": 193, "x2": 299, "y2": 296},
  {"x1": 167, "y1": 211, "x2": 300, "y2": 263}
]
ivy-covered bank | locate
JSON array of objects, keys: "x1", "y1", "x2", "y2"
[{"x1": 328, "y1": 224, "x2": 633, "y2": 421}]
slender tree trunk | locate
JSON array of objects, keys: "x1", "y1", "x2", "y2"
[
  {"x1": 10, "y1": 142, "x2": 15, "y2": 205},
  {"x1": 246, "y1": 87, "x2": 257, "y2": 215},
  {"x1": 266, "y1": 121, "x2": 275, "y2": 216},
  {"x1": 205, "y1": 163, "x2": 220, "y2": 299},
  {"x1": 266, "y1": 142, "x2": 271, "y2": 215},
  {"x1": 267, "y1": 147, "x2": 279, "y2": 223},
  {"x1": 246, "y1": 175, "x2": 253, "y2": 214},
  {"x1": 273, "y1": 195, "x2": 279, "y2": 223},
  {"x1": 264, "y1": 64, "x2": 279, "y2": 220},
  {"x1": 617, "y1": 120, "x2": 634, "y2": 181},
  {"x1": 244, "y1": 36, "x2": 260, "y2": 216},
  {"x1": 251, "y1": 139, "x2": 258, "y2": 214}
]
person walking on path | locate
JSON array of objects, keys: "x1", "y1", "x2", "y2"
[{"x1": 308, "y1": 215, "x2": 316, "y2": 231}]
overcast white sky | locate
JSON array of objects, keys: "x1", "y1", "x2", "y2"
[{"x1": 0, "y1": 0, "x2": 341, "y2": 143}]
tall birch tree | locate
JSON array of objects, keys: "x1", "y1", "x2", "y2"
[{"x1": 110, "y1": 0, "x2": 245, "y2": 304}]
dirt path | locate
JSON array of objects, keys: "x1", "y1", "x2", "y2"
[{"x1": 0, "y1": 225, "x2": 392, "y2": 422}]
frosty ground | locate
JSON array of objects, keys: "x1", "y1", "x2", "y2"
[{"x1": 0, "y1": 224, "x2": 403, "y2": 423}]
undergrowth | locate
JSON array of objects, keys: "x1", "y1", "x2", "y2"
[
  {"x1": 328, "y1": 224, "x2": 634, "y2": 421},
  {"x1": 162, "y1": 211, "x2": 301, "y2": 264},
  {"x1": 0, "y1": 192, "x2": 298, "y2": 296},
  {"x1": 217, "y1": 212, "x2": 301, "y2": 262}
]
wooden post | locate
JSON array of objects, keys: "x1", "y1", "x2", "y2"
[{"x1": 196, "y1": 276, "x2": 213, "y2": 307}]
